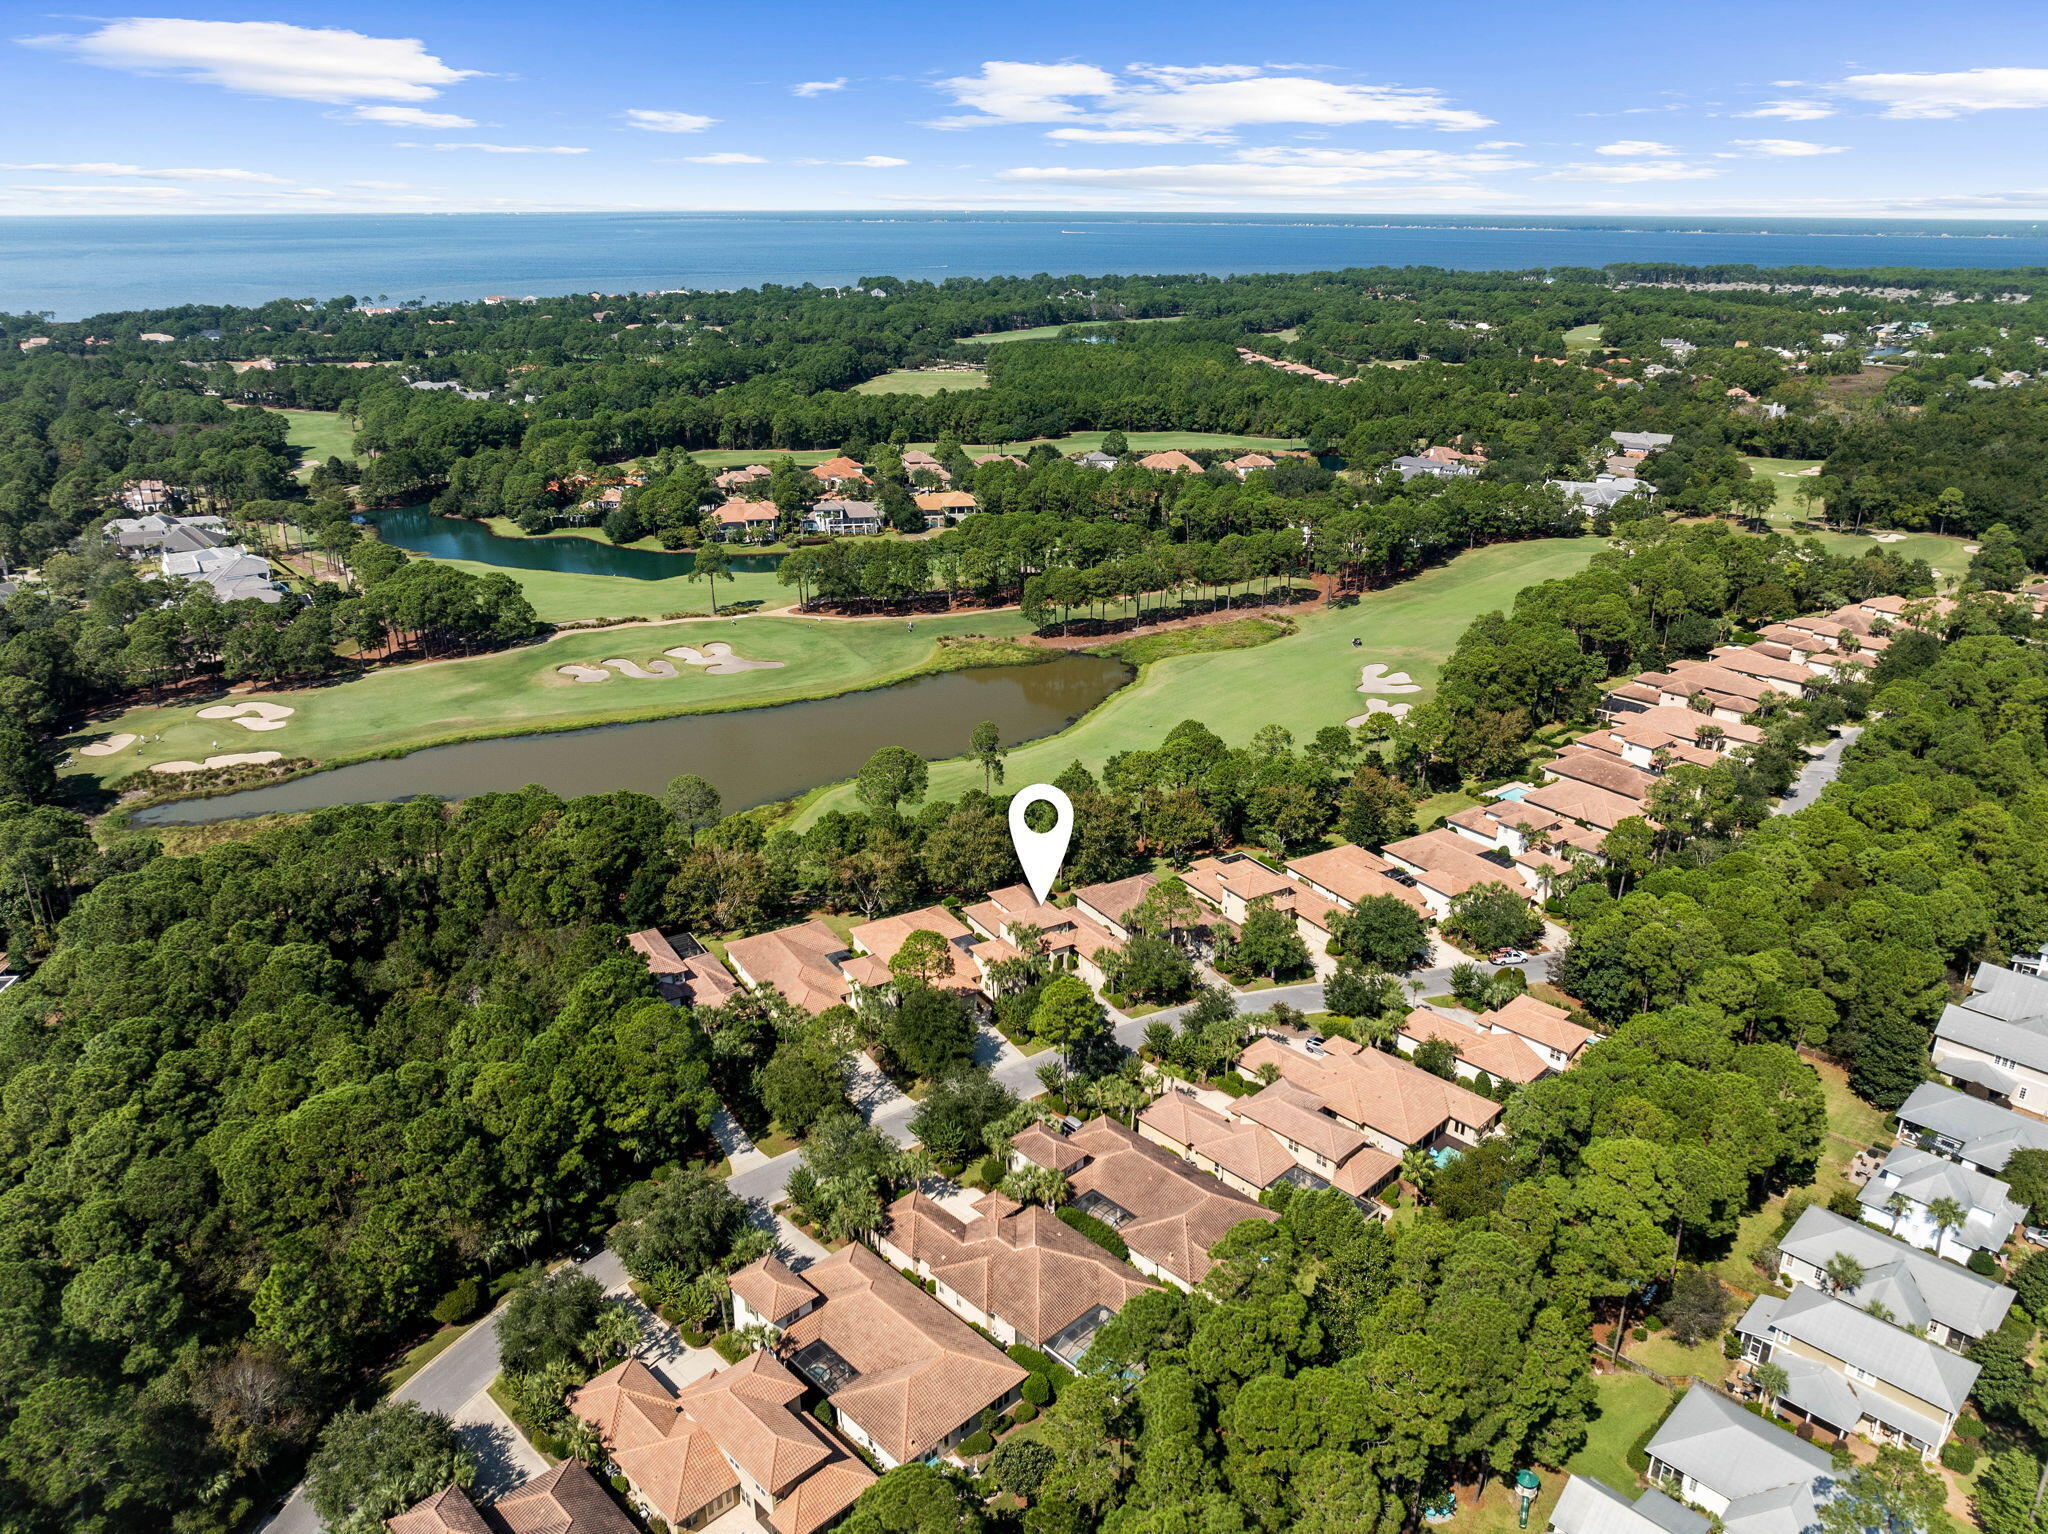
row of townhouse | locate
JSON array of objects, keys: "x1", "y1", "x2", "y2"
[{"x1": 389, "y1": 1461, "x2": 640, "y2": 1534}]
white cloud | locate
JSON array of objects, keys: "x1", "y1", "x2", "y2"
[
  {"x1": 796, "y1": 155, "x2": 909, "y2": 166},
  {"x1": 1476, "y1": 140, "x2": 1525, "y2": 149},
  {"x1": 21, "y1": 18, "x2": 476, "y2": 102},
  {"x1": 1731, "y1": 138, "x2": 1843, "y2": 156},
  {"x1": 1739, "y1": 99, "x2": 1835, "y2": 121},
  {"x1": 791, "y1": 78, "x2": 847, "y2": 96},
  {"x1": 996, "y1": 145, "x2": 1528, "y2": 197},
  {"x1": 1046, "y1": 126, "x2": 1231, "y2": 144},
  {"x1": 405, "y1": 142, "x2": 588, "y2": 154},
  {"x1": 623, "y1": 109, "x2": 717, "y2": 133},
  {"x1": 1596, "y1": 139, "x2": 1680, "y2": 155},
  {"x1": 933, "y1": 60, "x2": 1491, "y2": 133},
  {"x1": 1827, "y1": 67, "x2": 2048, "y2": 118},
  {"x1": 679, "y1": 153, "x2": 768, "y2": 164},
  {"x1": 1537, "y1": 160, "x2": 1720, "y2": 182},
  {"x1": 349, "y1": 179, "x2": 414, "y2": 189},
  {"x1": 340, "y1": 105, "x2": 477, "y2": 128},
  {"x1": 0, "y1": 161, "x2": 292, "y2": 183}
]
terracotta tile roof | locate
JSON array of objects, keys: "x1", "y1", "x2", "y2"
[
  {"x1": 766, "y1": 1455, "x2": 876, "y2": 1534},
  {"x1": 900, "y1": 450, "x2": 944, "y2": 469},
  {"x1": 1653, "y1": 661, "x2": 1786, "y2": 704},
  {"x1": 1481, "y1": 993, "x2": 1599, "y2": 1059},
  {"x1": 1061, "y1": 1116, "x2": 1276, "y2": 1285},
  {"x1": 809, "y1": 456, "x2": 868, "y2": 482},
  {"x1": 1234, "y1": 1077, "x2": 1372, "y2": 1164},
  {"x1": 1543, "y1": 747, "x2": 1656, "y2": 805},
  {"x1": 963, "y1": 890, "x2": 1125, "y2": 965},
  {"x1": 569, "y1": 1362, "x2": 739, "y2": 1528},
  {"x1": 713, "y1": 498, "x2": 778, "y2": 525},
  {"x1": 628, "y1": 928, "x2": 691, "y2": 974},
  {"x1": 912, "y1": 491, "x2": 977, "y2": 510},
  {"x1": 387, "y1": 1485, "x2": 493, "y2": 1534},
  {"x1": 675, "y1": 1352, "x2": 835, "y2": 1497},
  {"x1": 1606, "y1": 681, "x2": 1664, "y2": 707},
  {"x1": 1224, "y1": 452, "x2": 1276, "y2": 470},
  {"x1": 626, "y1": 929, "x2": 740, "y2": 1006},
  {"x1": 715, "y1": 465, "x2": 772, "y2": 487},
  {"x1": 1013, "y1": 1122, "x2": 1088, "y2": 1173},
  {"x1": 847, "y1": 905, "x2": 982, "y2": 990},
  {"x1": 491, "y1": 1461, "x2": 638, "y2": 1534},
  {"x1": 1285, "y1": 843, "x2": 1409, "y2": 906},
  {"x1": 1610, "y1": 706, "x2": 1763, "y2": 746},
  {"x1": 1520, "y1": 778, "x2": 1646, "y2": 835},
  {"x1": 725, "y1": 921, "x2": 851, "y2": 1015},
  {"x1": 1381, "y1": 829, "x2": 1529, "y2": 899},
  {"x1": 1071, "y1": 872, "x2": 1159, "y2": 929},
  {"x1": 777, "y1": 1243, "x2": 1027, "y2": 1464},
  {"x1": 1708, "y1": 646, "x2": 1816, "y2": 685},
  {"x1": 971, "y1": 453, "x2": 1026, "y2": 466},
  {"x1": 1757, "y1": 622, "x2": 1823, "y2": 652},
  {"x1": 881, "y1": 1192, "x2": 1156, "y2": 1347},
  {"x1": 1237, "y1": 1036, "x2": 1501, "y2": 1147},
  {"x1": 1137, "y1": 450, "x2": 1204, "y2": 473},
  {"x1": 1592, "y1": 728, "x2": 1717, "y2": 769},
  {"x1": 729, "y1": 1255, "x2": 820, "y2": 1327},
  {"x1": 1398, "y1": 1008, "x2": 1549, "y2": 1084},
  {"x1": 1181, "y1": 853, "x2": 1295, "y2": 909},
  {"x1": 1139, "y1": 1092, "x2": 1301, "y2": 1191}
]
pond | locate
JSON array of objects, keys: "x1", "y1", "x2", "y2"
[
  {"x1": 132, "y1": 653, "x2": 1133, "y2": 825},
  {"x1": 368, "y1": 505, "x2": 784, "y2": 581}
]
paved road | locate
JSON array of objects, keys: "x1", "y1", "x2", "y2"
[
  {"x1": 263, "y1": 946, "x2": 1555, "y2": 1533},
  {"x1": 1773, "y1": 726, "x2": 1862, "y2": 815}
]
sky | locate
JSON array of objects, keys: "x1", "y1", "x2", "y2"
[{"x1": 3, "y1": 0, "x2": 2048, "y2": 218}]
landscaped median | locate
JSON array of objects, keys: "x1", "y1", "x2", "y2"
[{"x1": 61, "y1": 608, "x2": 1046, "y2": 794}]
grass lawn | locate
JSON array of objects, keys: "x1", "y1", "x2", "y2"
[
  {"x1": 1743, "y1": 456, "x2": 1974, "y2": 586},
  {"x1": 753, "y1": 1126, "x2": 800, "y2": 1159},
  {"x1": 383, "y1": 1322, "x2": 472, "y2": 1393},
  {"x1": 851, "y1": 369, "x2": 989, "y2": 395},
  {"x1": 1568, "y1": 1372, "x2": 1674, "y2": 1492},
  {"x1": 794, "y1": 537, "x2": 1603, "y2": 827},
  {"x1": 1564, "y1": 324, "x2": 1606, "y2": 355},
  {"x1": 228, "y1": 404, "x2": 357, "y2": 478},
  {"x1": 681, "y1": 429, "x2": 1306, "y2": 473},
  {"x1": 1627, "y1": 1330, "x2": 1733, "y2": 1384},
  {"x1": 964, "y1": 316, "x2": 1186, "y2": 343},
  {"x1": 1091, "y1": 617, "x2": 1291, "y2": 666},
  {"x1": 1415, "y1": 789, "x2": 1485, "y2": 828},
  {"x1": 412, "y1": 554, "x2": 795, "y2": 624},
  {"x1": 60, "y1": 607, "x2": 1037, "y2": 784}
]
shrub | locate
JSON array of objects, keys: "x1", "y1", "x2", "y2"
[
  {"x1": 612, "y1": 1475, "x2": 632, "y2": 1494},
  {"x1": 1022, "y1": 1374, "x2": 1052, "y2": 1407},
  {"x1": 1722, "y1": 1332, "x2": 1742, "y2": 1360},
  {"x1": 1011, "y1": 1400, "x2": 1038, "y2": 1424},
  {"x1": 959, "y1": 1430, "x2": 996, "y2": 1458},
  {"x1": 432, "y1": 1276, "x2": 483, "y2": 1326},
  {"x1": 1955, "y1": 1414, "x2": 1986, "y2": 1441},
  {"x1": 1941, "y1": 1440, "x2": 1980, "y2": 1474},
  {"x1": 713, "y1": 1332, "x2": 754, "y2": 1364},
  {"x1": 1056, "y1": 1206, "x2": 1129, "y2": 1261},
  {"x1": 975, "y1": 1153, "x2": 1006, "y2": 1189},
  {"x1": 1642, "y1": 1315, "x2": 1665, "y2": 1333},
  {"x1": 1826, "y1": 1187, "x2": 1863, "y2": 1218},
  {"x1": 1631, "y1": 1326, "x2": 1648, "y2": 1341},
  {"x1": 1969, "y1": 1250, "x2": 2000, "y2": 1277},
  {"x1": 812, "y1": 1400, "x2": 836, "y2": 1427}
]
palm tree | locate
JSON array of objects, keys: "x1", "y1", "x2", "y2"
[
  {"x1": 1822, "y1": 1251, "x2": 1867, "y2": 1295},
  {"x1": 1884, "y1": 1191, "x2": 1911, "y2": 1234},
  {"x1": 1752, "y1": 1360, "x2": 1790, "y2": 1414},
  {"x1": 1928, "y1": 1196, "x2": 1968, "y2": 1255}
]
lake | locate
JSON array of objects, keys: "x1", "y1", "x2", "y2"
[
  {"x1": 131, "y1": 652, "x2": 1132, "y2": 825},
  {"x1": 369, "y1": 505, "x2": 782, "y2": 580}
]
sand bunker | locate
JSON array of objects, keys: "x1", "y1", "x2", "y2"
[
  {"x1": 198, "y1": 701, "x2": 296, "y2": 732},
  {"x1": 1871, "y1": 533, "x2": 1907, "y2": 544},
  {"x1": 151, "y1": 751, "x2": 283, "y2": 774},
  {"x1": 1356, "y1": 662, "x2": 1422, "y2": 696},
  {"x1": 78, "y1": 733, "x2": 138, "y2": 757},
  {"x1": 664, "y1": 643, "x2": 784, "y2": 675},
  {"x1": 1346, "y1": 699, "x2": 1414, "y2": 727},
  {"x1": 558, "y1": 643, "x2": 784, "y2": 682}
]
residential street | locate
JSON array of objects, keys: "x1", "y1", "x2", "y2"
[{"x1": 1772, "y1": 725, "x2": 1862, "y2": 814}]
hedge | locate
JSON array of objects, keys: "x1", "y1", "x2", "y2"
[
  {"x1": 1941, "y1": 1440, "x2": 1979, "y2": 1474},
  {"x1": 1022, "y1": 1374, "x2": 1053, "y2": 1407},
  {"x1": 1011, "y1": 1400, "x2": 1039, "y2": 1424},
  {"x1": 1057, "y1": 1206, "x2": 1130, "y2": 1261},
  {"x1": 432, "y1": 1276, "x2": 483, "y2": 1326},
  {"x1": 959, "y1": 1430, "x2": 995, "y2": 1457}
]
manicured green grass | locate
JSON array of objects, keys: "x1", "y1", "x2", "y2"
[
  {"x1": 1627, "y1": 1331, "x2": 1732, "y2": 1383},
  {"x1": 1416, "y1": 789, "x2": 1484, "y2": 828},
  {"x1": 60, "y1": 608, "x2": 1036, "y2": 783},
  {"x1": 1743, "y1": 456, "x2": 1974, "y2": 585},
  {"x1": 964, "y1": 316, "x2": 1186, "y2": 343},
  {"x1": 417, "y1": 554, "x2": 794, "y2": 624},
  {"x1": 796, "y1": 538, "x2": 1603, "y2": 826},
  {"x1": 276, "y1": 408, "x2": 358, "y2": 467},
  {"x1": 1568, "y1": 1371, "x2": 1673, "y2": 1492},
  {"x1": 1092, "y1": 617, "x2": 1291, "y2": 666},
  {"x1": 851, "y1": 369, "x2": 989, "y2": 395},
  {"x1": 1564, "y1": 324, "x2": 1605, "y2": 355}
]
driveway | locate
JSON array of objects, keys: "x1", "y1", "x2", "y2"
[{"x1": 1773, "y1": 726, "x2": 1862, "y2": 815}]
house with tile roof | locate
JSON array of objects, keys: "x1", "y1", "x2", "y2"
[
  {"x1": 1237, "y1": 1034, "x2": 1501, "y2": 1154},
  {"x1": 1775, "y1": 1206, "x2": 2013, "y2": 1351},
  {"x1": 726, "y1": 921, "x2": 853, "y2": 1015},
  {"x1": 1477, "y1": 993, "x2": 1600, "y2": 1071},
  {"x1": 961, "y1": 884, "x2": 1125, "y2": 990},
  {"x1": 912, "y1": 491, "x2": 977, "y2": 527},
  {"x1": 1736, "y1": 1283, "x2": 1978, "y2": 1455},
  {"x1": 711, "y1": 498, "x2": 779, "y2": 542},
  {"x1": 1069, "y1": 872, "x2": 1160, "y2": 940},
  {"x1": 1395, "y1": 1007, "x2": 1553, "y2": 1085},
  {"x1": 1137, "y1": 450, "x2": 1204, "y2": 474},
  {"x1": 1643, "y1": 1387, "x2": 1836, "y2": 1534},
  {"x1": 1932, "y1": 961, "x2": 2048, "y2": 1119},
  {"x1": 1011, "y1": 1115, "x2": 1276, "y2": 1289},
  {"x1": 842, "y1": 905, "x2": 990, "y2": 996},
  {"x1": 776, "y1": 1242, "x2": 1028, "y2": 1468},
  {"x1": 625, "y1": 928, "x2": 739, "y2": 1007},
  {"x1": 875, "y1": 1190, "x2": 1157, "y2": 1366},
  {"x1": 1857, "y1": 1144, "x2": 2026, "y2": 1263},
  {"x1": 386, "y1": 1461, "x2": 634, "y2": 1534},
  {"x1": 808, "y1": 456, "x2": 870, "y2": 488},
  {"x1": 715, "y1": 464, "x2": 772, "y2": 491},
  {"x1": 730, "y1": 1254, "x2": 824, "y2": 1336},
  {"x1": 1145, "y1": 1081, "x2": 1399, "y2": 1205},
  {"x1": 1222, "y1": 452, "x2": 1276, "y2": 477},
  {"x1": 1379, "y1": 829, "x2": 1537, "y2": 918},
  {"x1": 1284, "y1": 843, "x2": 1433, "y2": 917}
]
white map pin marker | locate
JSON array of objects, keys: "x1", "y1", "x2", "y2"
[{"x1": 1009, "y1": 784, "x2": 1074, "y2": 904}]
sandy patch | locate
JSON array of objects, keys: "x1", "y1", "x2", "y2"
[
  {"x1": 1356, "y1": 662, "x2": 1422, "y2": 695},
  {"x1": 151, "y1": 751, "x2": 283, "y2": 774},
  {"x1": 665, "y1": 642, "x2": 785, "y2": 674},
  {"x1": 78, "y1": 733, "x2": 138, "y2": 757},
  {"x1": 558, "y1": 664, "x2": 613, "y2": 682},
  {"x1": 603, "y1": 657, "x2": 679, "y2": 679},
  {"x1": 1346, "y1": 699, "x2": 1414, "y2": 727},
  {"x1": 199, "y1": 701, "x2": 297, "y2": 731},
  {"x1": 1964, "y1": 544, "x2": 1981, "y2": 554},
  {"x1": 1871, "y1": 532, "x2": 1907, "y2": 543}
]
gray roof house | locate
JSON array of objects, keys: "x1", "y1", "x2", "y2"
[
  {"x1": 1072, "y1": 450, "x2": 1118, "y2": 470},
  {"x1": 1857, "y1": 1145, "x2": 2026, "y2": 1261},
  {"x1": 1736, "y1": 1285, "x2": 1978, "y2": 1457},
  {"x1": 1393, "y1": 455, "x2": 1478, "y2": 481},
  {"x1": 1550, "y1": 475, "x2": 1657, "y2": 511},
  {"x1": 1932, "y1": 962, "x2": 2048, "y2": 1117},
  {"x1": 1774, "y1": 1206, "x2": 2013, "y2": 1350},
  {"x1": 803, "y1": 499, "x2": 882, "y2": 536},
  {"x1": 1611, "y1": 431, "x2": 1676, "y2": 454},
  {"x1": 1645, "y1": 1387, "x2": 1835, "y2": 1534},
  {"x1": 1894, "y1": 1080, "x2": 2048, "y2": 1174},
  {"x1": 1548, "y1": 1477, "x2": 1708, "y2": 1534}
]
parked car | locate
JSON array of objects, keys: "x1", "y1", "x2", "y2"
[
  {"x1": 1490, "y1": 948, "x2": 1529, "y2": 964},
  {"x1": 1304, "y1": 1034, "x2": 1327, "y2": 1055}
]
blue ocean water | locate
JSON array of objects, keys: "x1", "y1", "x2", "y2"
[{"x1": 7, "y1": 211, "x2": 2048, "y2": 320}]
